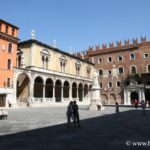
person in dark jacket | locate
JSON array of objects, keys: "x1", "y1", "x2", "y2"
[{"x1": 72, "y1": 101, "x2": 80, "y2": 127}]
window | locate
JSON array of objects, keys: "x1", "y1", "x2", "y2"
[
  {"x1": 130, "y1": 66, "x2": 137, "y2": 74},
  {"x1": 108, "y1": 70, "x2": 112, "y2": 75},
  {"x1": 60, "y1": 55, "x2": 67, "y2": 73},
  {"x1": 147, "y1": 65, "x2": 150, "y2": 73},
  {"x1": 75, "y1": 61, "x2": 81, "y2": 76},
  {"x1": 100, "y1": 83, "x2": 102, "y2": 88},
  {"x1": 7, "y1": 78, "x2": 11, "y2": 87},
  {"x1": 87, "y1": 66, "x2": 91, "y2": 78},
  {"x1": 18, "y1": 55, "x2": 22, "y2": 67},
  {"x1": 8, "y1": 43, "x2": 12, "y2": 53},
  {"x1": 99, "y1": 69, "x2": 103, "y2": 76},
  {"x1": 7, "y1": 59, "x2": 11, "y2": 70},
  {"x1": 118, "y1": 67, "x2": 124, "y2": 74},
  {"x1": 116, "y1": 81, "x2": 121, "y2": 87},
  {"x1": 108, "y1": 56, "x2": 112, "y2": 62},
  {"x1": 118, "y1": 55, "x2": 123, "y2": 61},
  {"x1": 40, "y1": 49, "x2": 50, "y2": 69},
  {"x1": 98, "y1": 58, "x2": 103, "y2": 64},
  {"x1": 130, "y1": 53, "x2": 135, "y2": 60},
  {"x1": 5, "y1": 25, "x2": 8, "y2": 34},
  {"x1": 108, "y1": 82, "x2": 112, "y2": 88},
  {"x1": 144, "y1": 53, "x2": 149, "y2": 59},
  {"x1": 12, "y1": 28, "x2": 15, "y2": 36}
]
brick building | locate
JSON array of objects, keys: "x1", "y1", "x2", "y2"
[
  {"x1": 0, "y1": 19, "x2": 19, "y2": 107},
  {"x1": 80, "y1": 37, "x2": 150, "y2": 105}
]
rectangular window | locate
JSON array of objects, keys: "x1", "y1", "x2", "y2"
[
  {"x1": 100, "y1": 83, "x2": 102, "y2": 88},
  {"x1": 108, "y1": 82, "x2": 112, "y2": 88},
  {"x1": 5, "y1": 25, "x2": 8, "y2": 34},
  {"x1": 7, "y1": 78, "x2": 11, "y2": 87},
  {"x1": 7, "y1": 59, "x2": 11, "y2": 70},
  {"x1": 12, "y1": 28, "x2": 15, "y2": 36},
  {"x1": 143, "y1": 53, "x2": 149, "y2": 59}
]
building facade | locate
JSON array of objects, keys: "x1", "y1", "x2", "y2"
[
  {"x1": 82, "y1": 37, "x2": 150, "y2": 105},
  {"x1": 13, "y1": 39, "x2": 94, "y2": 107},
  {"x1": 0, "y1": 19, "x2": 19, "y2": 107}
]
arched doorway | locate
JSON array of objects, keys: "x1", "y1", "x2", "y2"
[
  {"x1": 102, "y1": 94, "x2": 108, "y2": 104},
  {"x1": 130, "y1": 91, "x2": 139, "y2": 104},
  {"x1": 89, "y1": 85, "x2": 92, "y2": 100},
  {"x1": 34, "y1": 77, "x2": 43, "y2": 97},
  {"x1": 55, "y1": 80, "x2": 62, "y2": 102},
  {"x1": 84, "y1": 84, "x2": 88, "y2": 98},
  {"x1": 78, "y1": 83, "x2": 83, "y2": 101},
  {"x1": 17, "y1": 73, "x2": 30, "y2": 104},
  {"x1": 110, "y1": 93, "x2": 116, "y2": 104},
  {"x1": 63, "y1": 81, "x2": 69, "y2": 98},
  {"x1": 45, "y1": 78, "x2": 53, "y2": 98},
  {"x1": 72, "y1": 82, "x2": 77, "y2": 98}
]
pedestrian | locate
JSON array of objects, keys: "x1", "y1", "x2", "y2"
[
  {"x1": 134, "y1": 99, "x2": 138, "y2": 110},
  {"x1": 115, "y1": 102, "x2": 119, "y2": 114},
  {"x1": 141, "y1": 100, "x2": 146, "y2": 116},
  {"x1": 66, "y1": 101, "x2": 73, "y2": 127},
  {"x1": 73, "y1": 101, "x2": 80, "y2": 128}
]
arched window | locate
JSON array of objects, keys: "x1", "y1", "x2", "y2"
[
  {"x1": 130, "y1": 66, "x2": 137, "y2": 74},
  {"x1": 130, "y1": 53, "x2": 136, "y2": 60},
  {"x1": 8, "y1": 43, "x2": 12, "y2": 53},
  {"x1": 40, "y1": 49, "x2": 50, "y2": 69},
  {"x1": 117, "y1": 55, "x2": 123, "y2": 61},
  {"x1": 98, "y1": 57, "x2": 103, "y2": 64},
  {"x1": 118, "y1": 67, "x2": 124, "y2": 74},
  {"x1": 60, "y1": 55, "x2": 67, "y2": 73},
  {"x1": 99, "y1": 69, "x2": 103, "y2": 76}
]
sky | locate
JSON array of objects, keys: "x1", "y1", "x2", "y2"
[{"x1": 1, "y1": 0, "x2": 150, "y2": 52}]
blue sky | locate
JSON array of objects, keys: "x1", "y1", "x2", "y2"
[{"x1": 1, "y1": 0, "x2": 150, "y2": 52}]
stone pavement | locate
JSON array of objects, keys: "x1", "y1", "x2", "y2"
[{"x1": 0, "y1": 106, "x2": 150, "y2": 150}]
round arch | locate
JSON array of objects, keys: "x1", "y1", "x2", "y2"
[
  {"x1": 55, "y1": 80, "x2": 62, "y2": 102},
  {"x1": 72, "y1": 82, "x2": 77, "y2": 98},
  {"x1": 45, "y1": 78, "x2": 53, "y2": 98},
  {"x1": 78, "y1": 83, "x2": 83, "y2": 101},
  {"x1": 130, "y1": 91, "x2": 139, "y2": 104},
  {"x1": 102, "y1": 94, "x2": 108, "y2": 105},
  {"x1": 84, "y1": 84, "x2": 88, "y2": 98},
  {"x1": 63, "y1": 81, "x2": 70, "y2": 98},
  {"x1": 110, "y1": 93, "x2": 116, "y2": 104},
  {"x1": 34, "y1": 76, "x2": 43, "y2": 98},
  {"x1": 17, "y1": 73, "x2": 30, "y2": 102}
]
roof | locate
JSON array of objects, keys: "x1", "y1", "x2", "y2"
[
  {"x1": 0, "y1": 19, "x2": 19, "y2": 29},
  {"x1": 18, "y1": 39, "x2": 94, "y2": 65}
]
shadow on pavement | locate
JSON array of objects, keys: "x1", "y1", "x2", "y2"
[{"x1": 0, "y1": 109, "x2": 150, "y2": 150}]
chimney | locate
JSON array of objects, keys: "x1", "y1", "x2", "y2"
[
  {"x1": 102, "y1": 43, "x2": 107, "y2": 49},
  {"x1": 133, "y1": 38, "x2": 138, "y2": 44},
  {"x1": 109, "y1": 42, "x2": 114, "y2": 48},
  {"x1": 95, "y1": 44, "x2": 100, "y2": 50},
  {"x1": 141, "y1": 36, "x2": 146, "y2": 43},
  {"x1": 124, "y1": 39, "x2": 130, "y2": 46},
  {"x1": 117, "y1": 41, "x2": 121, "y2": 47}
]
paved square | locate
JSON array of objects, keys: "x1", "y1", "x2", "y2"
[{"x1": 0, "y1": 106, "x2": 150, "y2": 150}]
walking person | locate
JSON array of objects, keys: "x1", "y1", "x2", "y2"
[
  {"x1": 115, "y1": 102, "x2": 119, "y2": 114},
  {"x1": 73, "y1": 101, "x2": 80, "y2": 128},
  {"x1": 134, "y1": 99, "x2": 139, "y2": 110},
  {"x1": 66, "y1": 101, "x2": 73, "y2": 127},
  {"x1": 141, "y1": 100, "x2": 146, "y2": 116}
]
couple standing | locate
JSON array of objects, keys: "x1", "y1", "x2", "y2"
[{"x1": 66, "y1": 101, "x2": 80, "y2": 128}]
